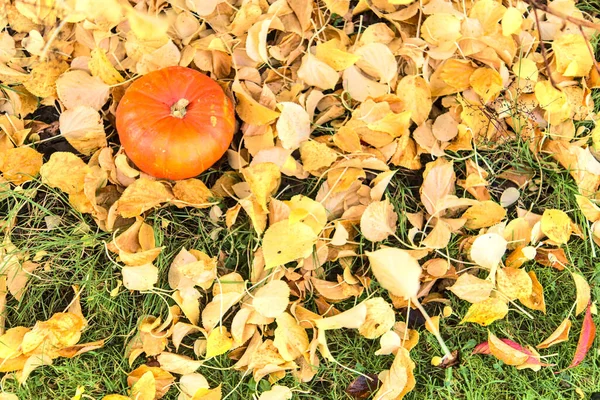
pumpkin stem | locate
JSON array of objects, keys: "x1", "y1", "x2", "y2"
[{"x1": 170, "y1": 98, "x2": 190, "y2": 118}]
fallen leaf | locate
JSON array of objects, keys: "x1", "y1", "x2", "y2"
[
  {"x1": 206, "y1": 327, "x2": 233, "y2": 359},
  {"x1": 448, "y1": 274, "x2": 494, "y2": 304},
  {"x1": 89, "y1": 48, "x2": 124, "y2": 85},
  {"x1": 0, "y1": 146, "x2": 43, "y2": 185},
  {"x1": 262, "y1": 220, "x2": 317, "y2": 269},
  {"x1": 540, "y1": 209, "x2": 572, "y2": 245},
  {"x1": 537, "y1": 318, "x2": 571, "y2": 349},
  {"x1": 276, "y1": 102, "x2": 311, "y2": 150},
  {"x1": 360, "y1": 199, "x2": 398, "y2": 242},
  {"x1": 366, "y1": 247, "x2": 422, "y2": 300},
  {"x1": 56, "y1": 70, "x2": 110, "y2": 110},
  {"x1": 59, "y1": 106, "x2": 107, "y2": 155},
  {"x1": 572, "y1": 272, "x2": 591, "y2": 316},
  {"x1": 564, "y1": 302, "x2": 596, "y2": 370},
  {"x1": 253, "y1": 280, "x2": 290, "y2": 318},
  {"x1": 461, "y1": 297, "x2": 508, "y2": 326},
  {"x1": 470, "y1": 233, "x2": 507, "y2": 270},
  {"x1": 116, "y1": 178, "x2": 173, "y2": 218},
  {"x1": 40, "y1": 152, "x2": 89, "y2": 195}
]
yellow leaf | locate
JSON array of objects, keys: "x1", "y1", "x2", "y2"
[
  {"x1": 496, "y1": 267, "x2": 533, "y2": 300},
  {"x1": 470, "y1": 68, "x2": 503, "y2": 104},
  {"x1": 315, "y1": 39, "x2": 360, "y2": 71},
  {"x1": 115, "y1": 178, "x2": 173, "y2": 218},
  {"x1": 101, "y1": 396, "x2": 130, "y2": 400},
  {"x1": 56, "y1": 70, "x2": 111, "y2": 111},
  {"x1": 232, "y1": 80, "x2": 280, "y2": 125},
  {"x1": 572, "y1": 272, "x2": 591, "y2": 316},
  {"x1": 367, "y1": 110, "x2": 412, "y2": 137},
  {"x1": 396, "y1": 75, "x2": 432, "y2": 125},
  {"x1": 122, "y1": 264, "x2": 159, "y2": 291},
  {"x1": 205, "y1": 327, "x2": 233, "y2": 359},
  {"x1": 285, "y1": 195, "x2": 328, "y2": 235},
  {"x1": 374, "y1": 347, "x2": 416, "y2": 400},
  {"x1": 299, "y1": 141, "x2": 339, "y2": 173},
  {"x1": 0, "y1": 326, "x2": 30, "y2": 359},
  {"x1": 253, "y1": 280, "x2": 290, "y2": 318},
  {"x1": 462, "y1": 201, "x2": 506, "y2": 230},
  {"x1": 322, "y1": 0, "x2": 349, "y2": 16},
  {"x1": 298, "y1": 53, "x2": 340, "y2": 91},
  {"x1": 130, "y1": 371, "x2": 156, "y2": 400},
  {"x1": 23, "y1": 60, "x2": 69, "y2": 98},
  {"x1": 21, "y1": 312, "x2": 85, "y2": 356},
  {"x1": 0, "y1": 146, "x2": 43, "y2": 185},
  {"x1": 501, "y1": 7, "x2": 523, "y2": 36},
  {"x1": 487, "y1": 331, "x2": 529, "y2": 365},
  {"x1": 519, "y1": 271, "x2": 546, "y2": 314},
  {"x1": 359, "y1": 297, "x2": 395, "y2": 339},
  {"x1": 575, "y1": 195, "x2": 600, "y2": 222},
  {"x1": 262, "y1": 220, "x2": 317, "y2": 269},
  {"x1": 461, "y1": 297, "x2": 508, "y2": 326},
  {"x1": 273, "y1": 313, "x2": 309, "y2": 361},
  {"x1": 366, "y1": 247, "x2": 422, "y2": 300},
  {"x1": 241, "y1": 162, "x2": 281, "y2": 212},
  {"x1": 276, "y1": 102, "x2": 311, "y2": 150},
  {"x1": 537, "y1": 318, "x2": 571, "y2": 349},
  {"x1": 89, "y1": 48, "x2": 124, "y2": 85},
  {"x1": 421, "y1": 13, "x2": 462, "y2": 46},
  {"x1": 553, "y1": 34, "x2": 594, "y2": 77},
  {"x1": 172, "y1": 179, "x2": 214, "y2": 209},
  {"x1": 258, "y1": 385, "x2": 293, "y2": 400},
  {"x1": 540, "y1": 209, "x2": 572, "y2": 245},
  {"x1": 192, "y1": 385, "x2": 222, "y2": 400},
  {"x1": 39, "y1": 152, "x2": 88, "y2": 195}
]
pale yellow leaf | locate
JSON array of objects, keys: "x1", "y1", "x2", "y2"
[{"x1": 366, "y1": 247, "x2": 422, "y2": 300}]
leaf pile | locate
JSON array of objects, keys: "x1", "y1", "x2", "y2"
[{"x1": 0, "y1": 0, "x2": 599, "y2": 398}]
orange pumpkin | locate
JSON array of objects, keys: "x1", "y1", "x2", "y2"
[{"x1": 116, "y1": 66, "x2": 235, "y2": 180}]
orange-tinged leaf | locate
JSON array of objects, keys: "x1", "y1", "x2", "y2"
[
  {"x1": 116, "y1": 178, "x2": 173, "y2": 218},
  {"x1": 172, "y1": 179, "x2": 214, "y2": 209},
  {"x1": 232, "y1": 81, "x2": 280, "y2": 125},
  {"x1": 470, "y1": 67, "x2": 503, "y2": 104},
  {"x1": 0, "y1": 147, "x2": 43, "y2": 185},
  {"x1": 564, "y1": 302, "x2": 596, "y2": 370},
  {"x1": 461, "y1": 297, "x2": 508, "y2": 326},
  {"x1": 519, "y1": 271, "x2": 546, "y2": 313},
  {"x1": 572, "y1": 272, "x2": 591, "y2": 316},
  {"x1": 537, "y1": 318, "x2": 571, "y2": 349},
  {"x1": 462, "y1": 201, "x2": 506, "y2": 230},
  {"x1": 128, "y1": 365, "x2": 175, "y2": 399},
  {"x1": 496, "y1": 267, "x2": 533, "y2": 300},
  {"x1": 487, "y1": 332, "x2": 529, "y2": 366}
]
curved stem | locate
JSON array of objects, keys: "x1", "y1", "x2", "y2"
[{"x1": 171, "y1": 98, "x2": 190, "y2": 118}]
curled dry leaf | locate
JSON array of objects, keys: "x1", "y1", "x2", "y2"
[
  {"x1": 571, "y1": 272, "x2": 591, "y2": 316},
  {"x1": 115, "y1": 178, "x2": 173, "y2": 218},
  {"x1": 537, "y1": 318, "x2": 571, "y2": 349},
  {"x1": 56, "y1": 70, "x2": 110, "y2": 111}
]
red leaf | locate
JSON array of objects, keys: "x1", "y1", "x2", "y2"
[{"x1": 565, "y1": 301, "x2": 596, "y2": 370}]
